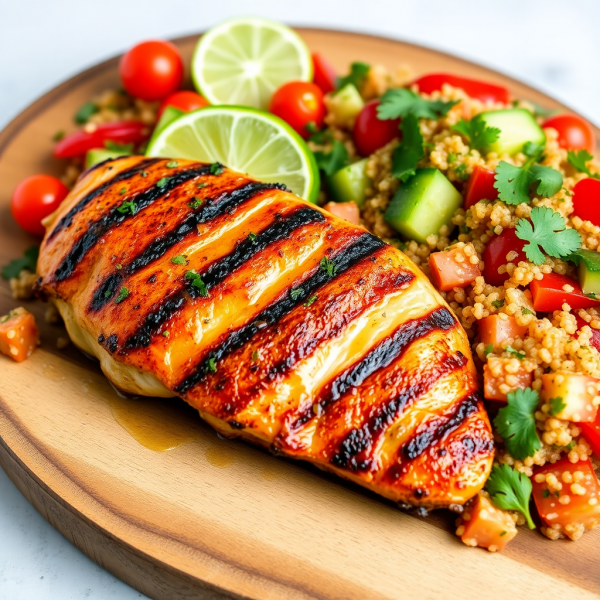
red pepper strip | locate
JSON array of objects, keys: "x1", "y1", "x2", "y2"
[
  {"x1": 482, "y1": 227, "x2": 527, "y2": 287},
  {"x1": 312, "y1": 53, "x2": 337, "y2": 94},
  {"x1": 53, "y1": 121, "x2": 151, "y2": 159},
  {"x1": 530, "y1": 272, "x2": 600, "y2": 312},
  {"x1": 413, "y1": 73, "x2": 510, "y2": 104},
  {"x1": 464, "y1": 165, "x2": 498, "y2": 209}
]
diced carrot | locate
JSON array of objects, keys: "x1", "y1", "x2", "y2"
[
  {"x1": 540, "y1": 371, "x2": 600, "y2": 423},
  {"x1": 428, "y1": 244, "x2": 481, "y2": 292},
  {"x1": 322, "y1": 201, "x2": 361, "y2": 225},
  {"x1": 483, "y1": 356, "x2": 532, "y2": 401},
  {"x1": 0, "y1": 307, "x2": 39, "y2": 362},
  {"x1": 458, "y1": 493, "x2": 517, "y2": 551},
  {"x1": 479, "y1": 314, "x2": 528, "y2": 353}
]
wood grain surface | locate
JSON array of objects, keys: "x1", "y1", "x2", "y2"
[{"x1": 1, "y1": 29, "x2": 599, "y2": 600}]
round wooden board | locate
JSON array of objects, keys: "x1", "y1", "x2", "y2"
[{"x1": 1, "y1": 28, "x2": 600, "y2": 600}]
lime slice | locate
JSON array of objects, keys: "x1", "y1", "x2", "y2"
[
  {"x1": 192, "y1": 17, "x2": 312, "y2": 109},
  {"x1": 145, "y1": 106, "x2": 320, "y2": 203}
]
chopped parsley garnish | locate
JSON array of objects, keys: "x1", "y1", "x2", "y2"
[
  {"x1": 207, "y1": 357, "x2": 218, "y2": 373},
  {"x1": 506, "y1": 346, "x2": 525, "y2": 360},
  {"x1": 171, "y1": 255, "x2": 188, "y2": 265},
  {"x1": 117, "y1": 200, "x2": 137, "y2": 215},
  {"x1": 115, "y1": 286, "x2": 129, "y2": 304},
  {"x1": 290, "y1": 287, "x2": 303, "y2": 301},
  {"x1": 542, "y1": 489, "x2": 550, "y2": 498},
  {"x1": 251, "y1": 350, "x2": 260, "y2": 361},
  {"x1": 248, "y1": 232, "x2": 258, "y2": 243},
  {"x1": 484, "y1": 343, "x2": 494, "y2": 357},
  {"x1": 188, "y1": 197, "x2": 203, "y2": 209},
  {"x1": 156, "y1": 177, "x2": 170, "y2": 189},
  {"x1": 391, "y1": 114, "x2": 424, "y2": 182},
  {"x1": 320, "y1": 256, "x2": 337, "y2": 277},
  {"x1": 522, "y1": 308, "x2": 535, "y2": 315},
  {"x1": 185, "y1": 269, "x2": 209, "y2": 297},
  {"x1": 105, "y1": 140, "x2": 134, "y2": 154},
  {"x1": 336, "y1": 61, "x2": 370, "y2": 91},
  {"x1": 1, "y1": 246, "x2": 39, "y2": 280},
  {"x1": 313, "y1": 140, "x2": 350, "y2": 176},
  {"x1": 567, "y1": 149, "x2": 600, "y2": 179},
  {"x1": 377, "y1": 88, "x2": 459, "y2": 121},
  {"x1": 304, "y1": 295, "x2": 318, "y2": 307},
  {"x1": 451, "y1": 116, "x2": 500, "y2": 152},
  {"x1": 162, "y1": 330, "x2": 170, "y2": 337},
  {"x1": 119, "y1": 187, "x2": 127, "y2": 195},
  {"x1": 210, "y1": 163, "x2": 224, "y2": 175},
  {"x1": 197, "y1": 182, "x2": 208, "y2": 188},
  {"x1": 493, "y1": 388, "x2": 541, "y2": 461},
  {"x1": 515, "y1": 206, "x2": 581, "y2": 265},
  {"x1": 491, "y1": 299, "x2": 504, "y2": 308},
  {"x1": 548, "y1": 396, "x2": 566, "y2": 417},
  {"x1": 447, "y1": 152, "x2": 457, "y2": 165},
  {"x1": 53, "y1": 130, "x2": 65, "y2": 142},
  {"x1": 454, "y1": 163, "x2": 469, "y2": 181},
  {"x1": 74, "y1": 101, "x2": 98, "y2": 124},
  {"x1": 104, "y1": 290, "x2": 112, "y2": 298},
  {"x1": 166, "y1": 160, "x2": 179, "y2": 168},
  {"x1": 141, "y1": 171, "x2": 148, "y2": 177},
  {"x1": 485, "y1": 464, "x2": 535, "y2": 529},
  {"x1": 494, "y1": 158, "x2": 563, "y2": 205},
  {"x1": 306, "y1": 121, "x2": 327, "y2": 144}
]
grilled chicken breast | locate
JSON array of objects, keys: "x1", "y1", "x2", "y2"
[{"x1": 37, "y1": 156, "x2": 493, "y2": 508}]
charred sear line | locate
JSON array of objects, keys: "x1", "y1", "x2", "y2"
[
  {"x1": 54, "y1": 165, "x2": 213, "y2": 283},
  {"x1": 121, "y1": 206, "x2": 323, "y2": 351},
  {"x1": 90, "y1": 181, "x2": 285, "y2": 309},
  {"x1": 48, "y1": 158, "x2": 160, "y2": 240},
  {"x1": 175, "y1": 232, "x2": 386, "y2": 394}
]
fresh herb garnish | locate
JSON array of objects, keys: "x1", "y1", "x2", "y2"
[
  {"x1": 320, "y1": 256, "x2": 337, "y2": 277},
  {"x1": 447, "y1": 152, "x2": 457, "y2": 165},
  {"x1": 115, "y1": 286, "x2": 129, "y2": 304},
  {"x1": 207, "y1": 357, "x2": 218, "y2": 373},
  {"x1": 391, "y1": 114, "x2": 424, "y2": 182},
  {"x1": 185, "y1": 269, "x2": 209, "y2": 297},
  {"x1": 210, "y1": 163, "x2": 224, "y2": 175},
  {"x1": 485, "y1": 464, "x2": 535, "y2": 529},
  {"x1": 141, "y1": 170, "x2": 148, "y2": 177},
  {"x1": 377, "y1": 88, "x2": 459, "y2": 121},
  {"x1": 522, "y1": 308, "x2": 535, "y2": 315},
  {"x1": 171, "y1": 255, "x2": 188, "y2": 265},
  {"x1": 197, "y1": 182, "x2": 208, "y2": 189},
  {"x1": 74, "y1": 101, "x2": 98, "y2": 124},
  {"x1": 548, "y1": 396, "x2": 566, "y2": 417},
  {"x1": 306, "y1": 121, "x2": 328, "y2": 144},
  {"x1": 506, "y1": 346, "x2": 525, "y2": 360},
  {"x1": 455, "y1": 163, "x2": 469, "y2": 181},
  {"x1": 248, "y1": 232, "x2": 258, "y2": 243},
  {"x1": 304, "y1": 295, "x2": 318, "y2": 307},
  {"x1": 117, "y1": 200, "x2": 137, "y2": 215},
  {"x1": 494, "y1": 158, "x2": 563, "y2": 205},
  {"x1": 492, "y1": 299, "x2": 504, "y2": 308},
  {"x1": 493, "y1": 388, "x2": 541, "y2": 461},
  {"x1": 336, "y1": 61, "x2": 370, "y2": 91},
  {"x1": 313, "y1": 140, "x2": 350, "y2": 176},
  {"x1": 53, "y1": 130, "x2": 65, "y2": 142},
  {"x1": 566, "y1": 248, "x2": 600, "y2": 272},
  {"x1": 567, "y1": 150, "x2": 600, "y2": 180},
  {"x1": 515, "y1": 206, "x2": 581, "y2": 265},
  {"x1": 119, "y1": 187, "x2": 127, "y2": 195},
  {"x1": 105, "y1": 140, "x2": 134, "y2": 154},
  {"x1": 166, "y1": 161, "x2": 179, "y2": 168},
  {"x1": 1, "y1": 246, "x2": 39, "y2": 280},
  {"x1": 542, "y1": 489, "x2": 550, "y2": 498},
  {"x1": 156, "y1": 177, "x2": 170, "y2": 189},
  {"x1": 484, "y1": 343, "x2": 494, "y2": 357},
  {"x1": 290, "y1": 287, "x2": 303, "y2": 301},
  {"x1": 162, "y1": 330, "x2": 170, "y2": 337},
  {"x1": 451, "y1": 116, "x2": 500, "y2": 152},
  {"x1": 188, "y1": 197, "x2": 203, "y2": 209}
]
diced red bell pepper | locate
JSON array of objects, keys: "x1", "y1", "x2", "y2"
[
  {"x1": 530, "y1": 273, "x2": 600, "y2": 312},
  {"x1": 572, "y1": 178, "x2": 600, "y2": 228},
  {"x1": 482, "y1": 227, "x2": 527, "y2": 287},
  {"x1": 464, "y1": 166, "x2": 499, "y2": 209},
  {"x1": 428, "y1": 244, "x2": 481, "y2": 291},
  {"x1": 581, "y1": 411, "x2": 600, "y2": 458},
  {"x1": 575, "y1": 315, "x2": 600, "y2": 353},
  {"x1": 53, "y1": 121, "x2": 151, "y2": 159},
  {"x1": 322, "y1": 201, "x2": 360, "y2": 225},
  {"x1": 413, "y1": 73, "x2": 510, "y2": 104},
  {"x1": 312, "y1": 53, "x2": 338, "y2": 95}
]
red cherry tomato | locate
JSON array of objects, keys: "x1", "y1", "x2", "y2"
[
  {"x1": 482, "y1": 227, "x2": 527, "y2": 286},
  {"x1": 464, "y1": 165, "x2": 499, "y2": 209},
  {"x1": 572, "y1": 178, "x2": 600, "y2": 227},
  {"x1": 11, "y1": 175, "x2": 69, "y2": 237},
  {"x1": 53, "y1": 121, "x2": 150, "y2": 159},
  {"x1": 353, "y1": 100, "x2": 400, "y2": 157},
  {"x1": 312, "y1": 53, "x2": 337, "y2": 94},
  {"x1": 119, "y1": 40, "x2": 184, "y2": 101},
  {"x1": 157, "y1": 91, "x2": 209, "y2": 119},
  {"x1": 543, "y1": 114, "x2": 595, "y2": 153},
  {"x1": 530, "y1": 272, "x2": 600, "y2": 312},
  {"x1": 269, "y1": 81, "x2": 326, "y2": 138},
  {"x1": 413, "y1": 73, "x2": 510, "y2": 104}
]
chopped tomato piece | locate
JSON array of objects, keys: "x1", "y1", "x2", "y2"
[
  {"x1": 464, "y1": 166, "x2": 498, "y2": 209},
  {"x1": 322, "y1": 201, "x2": 360, "y2": 225},
  {"x1": 312, "y1": 53, "x2": 337, "y2": 94},
  {"x1": 543, "y1": 114, "x2": 595, "y2": 153},
  {"x1": 541, "y1": 371, "x2": 600, "y2": 423},
  {"x1": 530, "y1": 273, "x2": 600, "y2": 312},
  {"x1": 532, "y1": 457, "x2": 600, "y2": 539},
  {"x1": 479, "y1": 314, "x2": 528, "y2": 352},
  {"x1": 572, "y1": 178, "x2": 600, "y2": 228},
  {"x1": 428, "y1": 243, "x2": 481, "y2": 291},
  {"x1": 483, "y1": 357, "x2": 532, "y2": 401},
  {"x1": 581, "y1": 411, "x2": 600, "y2": 459},
  {"x1": 413, "y1": 73, "x2": 510, "y2": 104},
  {"x1": 353, "y1": 100, "x2": 400, "y2": 156},
  {"x1": 0, "y1": 307, "x2": 39, "y2": 362},
  {"x1": 458, "y1": 493, "x2": 517, "y2": 551},
  {"x1": 482, "y1": 227, "x2": 527, "y2": 287}
]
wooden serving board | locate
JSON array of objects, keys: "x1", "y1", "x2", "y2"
[{"x1": 1, "y1": 29, "x2": 599, "y2": 600}]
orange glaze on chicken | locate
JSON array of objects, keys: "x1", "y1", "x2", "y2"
[{"x1": 37, "y1": 156, "x2": 494, "y2": 508}]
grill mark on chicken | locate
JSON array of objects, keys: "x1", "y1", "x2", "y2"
[
  {"x1": 48, "y1": 157, "x2": 160, "y2": 240},
  {"x1": 54, "y1": 164, "x2": 215, "y2": 282},
  {"x1": 119, "y1": 206, "x2": 325, "y2": 350},
  {"x1": 175, "y1": 232, "x2": 386, "y2": 394},
  {"x1": 90, "y1": 181, "x2": 286, "y2": 309}
]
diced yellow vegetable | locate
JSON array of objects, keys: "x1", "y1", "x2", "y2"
[{"x1": 541, "y1": 371, "x2": 600, "y2": 423}]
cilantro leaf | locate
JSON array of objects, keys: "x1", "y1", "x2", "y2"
[
  {"x1": 166, "y1": 161, "x2": 179, "y2": 168},
  {"x1": 567, "y1": 150, "x2": 600, "y2": 179},
  {"x1": 515, "y1": 206, "x2": 581, "y2": 265},
  {"x1": 377, "y1": 88, "x2": 459, "y2": 121},
  {"x1": 210, "y1": 163, "x2": 224, "y2": 175},
  {"x1": 566, "y1": 248, "x2": 600, "y2": 270},
  {"x1": 391, "y1": 114, "x2": 424, "y2": 182},
  {"x1": 117, "y1": 200, "x2": 137, "y2": 216},
  {"x1": 320, "y1": 256, "x2": 337, "y2": 277},
  {"x1": 313, "y1": 140, "x2": 350, "y2": 176},
  {"x1": 290, "y1": 287, "x2": 303, "y2": 301},
  {"x1": 185, "y1": 269, "x2": 209, "y2": 297},
  {"x1": 523, "y1": 141, "x2": 545, "y2": 161},
  {"x1": 530, "y1": 164, "x2": 564, "y2": 197},
  {"x1": 156, "y1": 177, "x2": 170, "y2": 189},
  {"x1": 336, "y1": 62, "x2": 370, "y2": 91},
  {"x1": 171, "y1": 255, "x2": 188, "y2": 265},
  {"x1": 549, "y1": 396, "x2": 566, "y2": 416},
  {"x1": 115, "y1": 286, "x2": 129, "y2": 304},
  {"x1": 451, "y1": 116, "x2": 500, "y2": 151},
  {"x1": 207, "y1": 357, "x2": 218, "y2": 373},
  {"x1": 74, "y1": 101, "x2": 98, "y2": 124},
  {"x1": 188, "y1": 197, "x2": 203, "y2": 209},
  {"x1": 493, "y1": 388, "x2": 541, "y2": 461},
  {"x1": 248, "y1": 232, "x2": 258, "y2": 243},
  {"x1": 484, "y1": 344, "x2": 494, "y2": 357},
  {"x1": 1, "y1": 246, "x2": 39, "y2": 280},
  {"x1": 306, "y1": 121, "x2": 328, "y2": 144},
  {"x1": 506, "y1": 346, "x2": 525, "y2": 360},
  {"x1": 485, "y1": 464, "x2": 535, "y2": 529},
  {"x1": 304, "y1": 295, "x2": 318, "y2": 307},
  {"x1": 494, "y1": 161, "x2": 563, "y2": 205}
]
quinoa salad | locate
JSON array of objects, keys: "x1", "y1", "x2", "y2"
[{"x1": 4, "y1": 18, "x2": 600, "y2": 553}]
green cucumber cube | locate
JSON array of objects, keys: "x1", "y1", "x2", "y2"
[
  {"x1": 576, "y1": 249, "x2": 600, "y2": 295},
  {"x1": 85, "y1": 148, "x2": 130, "y2": 169},
  {"x1": 329, "y1": 83, "x2": 365, "y2": 122},
  {"x1": 327, "y1": 159, "x2": 371, "y2": 208},
  {"x1": 477, "y1": 108, "x2": 546, "y2": 155}
]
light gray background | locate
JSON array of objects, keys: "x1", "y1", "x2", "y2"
[{"x1": 1, "y1": 1, "x2": 599, "y2": 598}]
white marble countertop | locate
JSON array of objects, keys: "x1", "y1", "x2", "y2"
[{"x1": 1, "y1": 0, "x2": 599, "y2": 598}]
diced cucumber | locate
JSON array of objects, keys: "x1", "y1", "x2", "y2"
[
  {"x1": 326, "y1": 159, "x2": 371, "y2": 208},
  {"x1": 477, "y1": 108, "x2": 546, "y2": 155},
  {"x1": 576, "y1": 248, "x2": 600, "y2": 295},
  {"x1": 329, "y1": 83, "x2": 365, "y2": 122},
  {"x1": 384, "y1": 168, "x2": 462, "y2": 243},
  {"x1": 85, "y1": 148, "x2": 130, "y2": 169}
]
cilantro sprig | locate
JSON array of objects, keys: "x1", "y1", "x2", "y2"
[
  {"x1": 548, "y1": 396, "x2": 566, "y2": 416},
  {"x1": 451, "y1": 116, "x2": 500, "y2": 152},
  {"x1": 117, "y1": 200, "x2": 137, "y2": 216},
  {"x1": 313, "y1": 141, "x2": 350, "y2": 176},
  {"x1": 485, "y1": 464, "x2": 535, "y2": 529},
  {"x1": 567, "y1": 150, "x2": 600, "y2": 180},
  {"x1": 185, "y1": 269, "x2": 209, "y2": 297},
  {"x1": 391, "y1": 114, "x2": 425, "y2": 182},
  {"x1": 336, "y1": 62, "x2": 370, "y2": 91},
  {"x1": 320, "y1": 256, "x2": 337, "y2": 277},
  {"x1": 494, "y1": 158, "x2": 563, "y2": 206},
  {"x1": 1, "y1": 246, "x2": 39, "y2": 280},
  {"x1": 377, "y1": 88, "x2": 459, "y2": 121}
]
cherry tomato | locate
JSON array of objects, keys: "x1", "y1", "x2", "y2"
[
  {"x1": 269, "y1": 81, "x2": 326, "y2": 138},
  {"x1": 572, "y1": 178, "x2": 600, "y2": 227},
  {"x1": 543, "y1": 114, "x2": 595, "y2": 153},
  {"x1": 464, "y1": 165, "x2": 498, "y2": 209},
  {"x1": 312, "y1": 53, "x2": 337, "y2": 94},
  {"x1": 119, "y1": 40, "x2": 184, "y2": 101},
  {"x1": 353, "y1": 100, "x2": 400, "y2": 157},
  {"x1": 413, "y1": 73, "x2": 510, "y2": 104},
  {"x1": 530, "y1": 272, "x2": 600, "y2": 312},
  {"x1": 157, "y1": 91, "x2": 209, "y2": 119},
  {"x1": 11, "y1": 175, "x2": 69, "y2": 237},
  {"x1": 482, "y1": 227, "x2": 527, "y2": 286},
  {"x1": 53, "y1": 121, "x2": 150, "y2": 159}
]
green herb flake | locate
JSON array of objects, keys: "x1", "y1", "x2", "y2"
[
  {"x1": 171, "y1": 255, "x2": 188, "y2": 265},
  {"x1": 116, "y1": 200, "x2": 137, "y2": 215},
  {"x1": 156, "y1": 177, "x2": 170, "y2": 189},
  {"x1": 185, "y1": 269, "x2": 209, "y2": 297},
  {"x1": 451, "y1": 116, "x2": 500, "y2": 152},
  {"x1": 74, "y1": 101, "x2": 98, "y2": 124},
  {"x1": 313, "y1": 140, "x2": 350, "y2": 176},
  {"x1": 252, "y1": 350, "x2": 260, "y2": 361},
  {"x1": 141, "y1": 171, "x2": 148, "y2": 178},
  {"x1": 542, "y1": 489, "x2": 550, "y2": 498},
  {"x1": 248, "y1": 232, "x2": 258, "y2": 244},
  {"x1": 197, "y1": 182, "x2": 208, "y2": 189},
  {"x1": 210, "y1": 163, "x2": 224, "y2": 175},
  {"x1": 105, "y1": 140, "x2": 134, "y2": 154},
  {"x1": 207, "y1": 357, "x2": 218, "y2": 373},
  {"x1": 492, "y1": 299, "x2": 505, "y2": 308},
  {"x1": 166, "y1": 161, "x2": 179, "y2": 168},
  {"x1": 500, "y1": 530, "x2": 507, "y2": 537},
  {"x1": 391, "y1": 114, "x2": 424, "y2": 182},
  {"x1": 119, "y1": 187, "x2": 127, "y2": 195},
  {"x1": 549, "y1": 396, "x2": 567, "y2": 417},
  {"x1": 567, "y1": 150, "x2": 600, "y2": 179},
  {"x1": 506, "y1": 346, "x2": 526, "y2": 360},
  {"x1": 104, "y1": 289, "x2": 112, "y2": 298},
  {"x1": 377, "y1": 88, "x2": 459, "y2": 121},
  {"x1": 484, "y1": 343, "x2": 494, "y2": 357},
  {"x1": 320, "y1": 256, "x2": 337, "y2": 277},
  {"x1": 455, "y1": 163, "x2": 469, "y2": 181},
  {"x1": 115, "y1": 286, "x2": 129, "y2": 304},
  {"x1": 304, "y1": 295, "x2": 318, "y2": 307},
  {"x1": 290, "y1": 287, "x2": 303, "y2": 301},
  {"x1": 447, "y1": 152, "x2": 457, "y2": 165},
  {"x1": 485, "y1": 464, "x2": 535, "y2": 529},
  {"x1": 188, "y1": 197, "x2": 203, "y2": 209},
  {"x1": 1, "y1": 246, "x2": 39, "y2": 280},
  {"x1": 52, "y1": 130, "x2": 65, "y2": 142},
  {"x1": 494, "y1": 159, "x2": 563, "y2": 206},
  {"x1": 336, "y1": 61, "x2": 370, "y2": 91},
  {"x1": 522, "y1": 308, "x2": 535, "y2": 315},
  {"x1": 162, "y1": 330, "x2": 170, "y2": 337}
]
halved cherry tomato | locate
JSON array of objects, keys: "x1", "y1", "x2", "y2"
[
  {"x1": 312, "y1": 53, "x2": 337, "y2": 95},
  {"x1": 543, "y1": 114, "x2": 595, "y2": 153},
  {"x1": 464, "y1": 165, "x2": 499, "y2": 209},
  {"x1": 413, "y1": 73, "x2": 510, "y2": 104},
  {"x1": 11, "y1": 175, "x2": 69, "y2": 236},
  {"x1": 575, "y1": 315, "x2": 600, "y2": 353},
  {"x1": 482, "y1": 227, "x2": 527, "y2": 287},
  {"x1": 157, "y1": 91, "x2": 209, "y2": 119},
  {"x1": 353, "y1": 100, "x2": 400, "y2": 157},
  {"x1": 119, "y1": 40, "x2": 184, "y2": 101},
  {"x1": 530, "y1": 272, "x2": 600, "y2": 312},
  {"x1": 269, "y1": 81, "x2": 326, "y2": 138},
  {"x1": 53, "y1": 121, "x2": 150, "y2": 159},
  {"x1": 572, "y1": 178, "x2": 600, "y2": 227}
]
